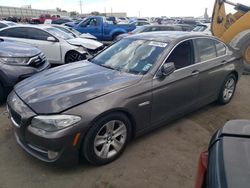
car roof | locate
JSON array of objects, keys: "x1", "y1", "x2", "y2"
[{"x1": 127, "y1": 31, "x2": 217, "y2": 43}]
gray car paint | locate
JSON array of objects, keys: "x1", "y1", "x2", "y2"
[{"x1": 8, "y1": 32, "x2": 243, "y2": 164}]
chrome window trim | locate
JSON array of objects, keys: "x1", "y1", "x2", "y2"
[{"x1": 153, "y1": 36, "x2": 228, "y2": 79}]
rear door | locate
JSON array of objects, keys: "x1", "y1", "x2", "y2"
[
  {"x1": 193, "y1": 38, "x2": 229, "y2": 105},
  {"x1": 152, "y1": 39, "x2": 200, "y2": 125}
]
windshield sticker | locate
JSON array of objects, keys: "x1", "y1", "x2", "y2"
[
  {"x1": 148, "y1": 41, "x2": 168, "y2": 48},
  {"x1": 142, "y1": 63, "x2": 153, "y2": 72}
]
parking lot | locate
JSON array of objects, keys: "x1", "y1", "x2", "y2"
[{"x1": 0, "y1": 75, "x2": 248, "y2": 188}]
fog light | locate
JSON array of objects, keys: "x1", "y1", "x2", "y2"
[{"x1": 48, "y1": 150, "x2": 59, "y2": 160}]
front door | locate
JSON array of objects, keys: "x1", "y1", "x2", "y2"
[{"x1": 152, "y1": 40, "x2": 200, "y2": 125}]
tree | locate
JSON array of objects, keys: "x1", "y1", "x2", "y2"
[{"x1": 70, "y1": 11, "x2": 79, "y2": 17}]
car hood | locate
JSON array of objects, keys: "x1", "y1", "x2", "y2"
[
  {"x1": 0, "y1": 40, "x2": 41, "y2": 58},
  {"x1": 79, "y1": 33, "x2": 97, "y2": 40},
  {"x1": 14, "y1": 61, "x2": 142, "y2": 114},
  {"x1": 67, "y1": 38, "x2": 103, "y2": 50}
]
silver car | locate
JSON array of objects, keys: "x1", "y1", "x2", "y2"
[{"x1": 7, "y1": 32, "x2": 243, "y2": 166}]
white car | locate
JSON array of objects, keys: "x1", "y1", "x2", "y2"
[
  {"x1": 0, "y1": 25, "x2": 104, "y2": 64},
  {"x1": 0, "y1": 21, "x2": 17, "y2": 29},
  {"x1": 50, "y1": 24, "x2": 97, "y2": 40}
]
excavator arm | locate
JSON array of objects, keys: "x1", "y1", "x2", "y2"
[{"x1": 212, "y1": 0, "x2": 250, "y2": 72}]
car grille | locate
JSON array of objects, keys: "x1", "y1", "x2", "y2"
[
  {"x1": 28, "y1": 53, "x2": 47, "y2": 68},
  {"x1": 8, "y1": 105, "x2": 22, "y2": 127},
  {"x1": 87, "y1": 45, "x2": 105, "y2": 55}
]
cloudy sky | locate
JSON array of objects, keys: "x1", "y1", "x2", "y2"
[{"x1": 1, "y1": 0, "x2": 250, "y2": 17}]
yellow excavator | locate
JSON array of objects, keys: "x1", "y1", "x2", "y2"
[{"x1": 212, "y1": 0, "x2": 250, "y2": 72}]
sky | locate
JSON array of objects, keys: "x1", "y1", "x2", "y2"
[{"x1": 0, "y1": 0, "x2": 250, "y2": 17}]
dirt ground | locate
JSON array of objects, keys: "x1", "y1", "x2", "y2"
[{"x1": 0, "y1": 75, "x2": 249, "y2": 188}]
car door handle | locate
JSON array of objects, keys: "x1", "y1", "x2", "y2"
[
  {"x1": 191, "y1": 70, "x2": 200, "y2": 76},
  {"x1": 221, "y1": 60, "x2": 228, "y2": 65}
]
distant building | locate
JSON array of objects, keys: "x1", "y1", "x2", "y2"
[{"x1": 0, "y1": 5, "x2": 69, "y2": 18}]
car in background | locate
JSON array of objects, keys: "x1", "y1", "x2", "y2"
[
  {"x1": 195, "y1": 120, "x2": 250, "y2": 188},
  {"x1": 192, "y1": 23, "x2": 211, "y2": 35},
  {"x1": 52, "y1": 18, "x2": 72, "y2": 25},
  {"x1": 116, "y1": 25, "x2": 184, "y2": 40},
  {"x1": 0, "y1": 21, "x2": 17, "y2": 29},
  {"x1": 0, "y1": 25, "x2": 104, "y2": 64},
  {"x1": 30, "y1": 14, "x2": 59, "y2": 24},
  {"x1": 130, "y1": 21, "x2": 151, "y2": 27},
  {"x1": 51, "y1": 24, "x2": 97, "y2": 40},
  {"x1": 0, "y1": 38, "x2": 50, "y2": 102},
  {"x1": 174, "y1": 24, "x2": 195, "y2": 31},
  {"x1": 67, "y1": 16, "x2": 136, "y2": 41},
  {"x1": 118, "y1": 17, "x2": 129, "y2": 24},
  {"x1": 7, "y1": 32, "x2": 242, "y2": 166}
]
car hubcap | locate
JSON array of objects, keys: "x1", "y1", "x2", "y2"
[
  {"x1": 244, "y1": 45, "x2": 250, "y2": 65},
  {"x1": 94, "y1": 120, "x2": 127, "y2": 159},
  {"x1": 223, "y1": 78, "x2": 235, "y2": 101}
]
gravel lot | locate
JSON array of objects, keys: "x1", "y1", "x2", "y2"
[{"x1": 0, "y1": 75, "x2": 249, "y2": 188}]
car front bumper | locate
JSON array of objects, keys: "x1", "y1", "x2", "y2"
[{"x1": 7, "y1": 92, "x2": 87, "y2": 166}]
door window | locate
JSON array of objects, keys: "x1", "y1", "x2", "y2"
[
  {"x1": 26, "y1": 28, "x2": 51, "y2": 41},
  {"x1": 166, "y1": 40, "x2": 195, "y2": 69},
  {"x1": 215, "y1": 40, "x2": 226, "y2": 56},
  {"x1": 0, "y1": 27, "x2": 27, "y2": 38},
  {"x1": 195, "y1": 38, "x2": 217, "y2": 62}
]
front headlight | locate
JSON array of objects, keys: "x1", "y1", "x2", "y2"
[
  {"x1": 31, "y1": 115, "x2": 81, "y2": 132},
  {"x1": 0, "y1": 57, "x2": 29, "y2": 65}
]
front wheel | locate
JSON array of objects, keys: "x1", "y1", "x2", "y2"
[
  {"x1": 82, "y1": 113, "x2": 132, "y2": 166},
  {"x1": 65, "y1": 51, "x2": 86, "y2": 63},
  {"x1": 218, "y1": 74, "x2": 237, "y2": 105}
]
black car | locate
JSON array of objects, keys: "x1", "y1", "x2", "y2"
[
  {"x1": 195, "y1": 120, "x2": 250, "y2": 188},
  {"x1": 52, "y1": 18, "x2": 72, "y2": 25},
  {"x1": 116, "y1": 25, "x2": 184, "y2": 40},
  {"x1": 0, "y1": 39, "x2": 50, "y2": 102},
  {"x1": 7, "y1": 32, "x2": 242, "y2": 166}
]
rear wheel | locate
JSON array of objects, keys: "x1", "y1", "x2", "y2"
[
  {"x1": 218, "y1": 74, "x2": 237, "y2": 105},
  {"x1": 65, "y1": 51, "x2": 86, "y2": 63},
  {"x1": 82, "y1": 113, "x2": 132, "y2": 166}
]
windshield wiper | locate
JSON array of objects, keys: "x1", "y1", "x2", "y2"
[{"x1": 100, "y1": 64, "x2": 117, "y2": 71}]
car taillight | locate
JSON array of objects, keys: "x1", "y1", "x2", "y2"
[
  {"x1": 128, "y1": 32, "x2": 133, "y2": 34},
  {"x1": 195, "y1": 151, "x2": 208, "y2": 188}
]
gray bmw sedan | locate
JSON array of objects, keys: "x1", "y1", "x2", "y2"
[{"x1": 7, "y1": 32, "x2": 243, "y2": 166}]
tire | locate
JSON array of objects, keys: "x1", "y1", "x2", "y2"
[
  {"x1": 65, "y1": 51, "x2": 86, "y2": 64},
  {"x1": 230, "y1": 30, "x2": 250, "y2": 73},
  {"x1": 82, "y1": 113, "x2": 132, "y2": 166},
  {"x1": 217, "y1": 74, "x2": 237, "y2": 105}
]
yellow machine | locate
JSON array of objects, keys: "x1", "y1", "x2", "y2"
[{"x1": 212, "y1": 0, "x2": 250, "y2": 72}]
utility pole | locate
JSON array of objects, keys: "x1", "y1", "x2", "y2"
[
  {"x1": 111, "y1": 7, "x2": 112, "y2": 16},
  {"x1": 79, "y1": 0, "x2": 83, "y2": 14}
]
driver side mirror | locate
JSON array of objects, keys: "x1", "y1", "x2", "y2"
[
  {"x1": 47, "y1": 36, "x2": 57, "y2": 42},
  {"x1": 157, "y1": 62, "x2": 176, "y2": 78}
]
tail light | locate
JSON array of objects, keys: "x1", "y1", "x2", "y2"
[
  {"x1": 128, "y1": 32, "x2": 133, "y2": 34},
  {"x1": 195, "y1": 151, "x2": 208, "y2": 188}
]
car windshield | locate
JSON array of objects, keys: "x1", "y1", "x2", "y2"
[
  {"x1": 132, "y1": 26, "x2": 147, "y2": 34},
  {"x1": 53, "y1": 26, "x2": 77, "y2": 38},
  {"x1": 67, "y1": 27, "x2": 81, "y2": 36},
  {"x1": 45, "y1": 27, "x2": 74, "y2": 40},
  {"x1": 91, "y1": 38, "x2": 167, "y2": 75}
]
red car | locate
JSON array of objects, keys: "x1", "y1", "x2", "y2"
[{"x1": 31, "y1": 14, "x2": 59, "y2": 24}]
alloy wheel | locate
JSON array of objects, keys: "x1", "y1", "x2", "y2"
[{"x1": 94, "y1": 120, "x2": 127, "y2": 159}]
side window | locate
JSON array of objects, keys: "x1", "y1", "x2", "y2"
[
  {"x1": 161, "y1": 27, "x2": 174, "y2": 31},
  {"x1": 195, "y1": 38, "x2": 217, "y2": 62},
  {"x1": 0, "y1": 28, "x2": 27, "y2": 38},
  {"x1": 148, "y1": 27, "x2": 159, "y2": 31},
  {"x1": 215, "y1": 40, "x2": 226, "y2": 56},
  {"x1": 166, "y1": 40, "x2": 194, "y2": 69},
  {"x1": 26, "y1": 28, "x2": 50, "y2": 40}
]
